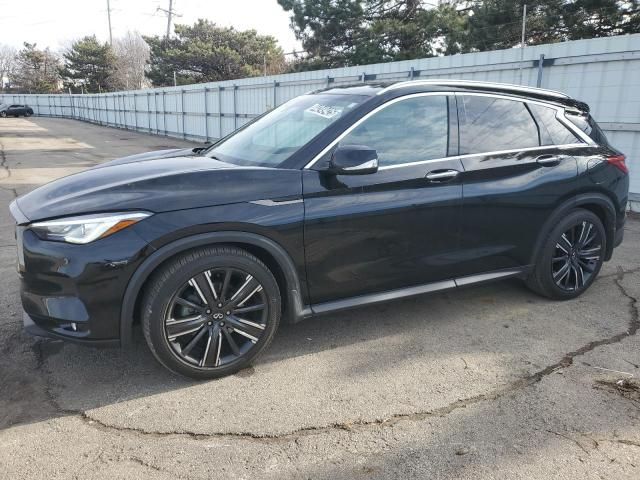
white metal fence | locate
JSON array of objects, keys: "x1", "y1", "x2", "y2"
[{"x1": 2, "y1": 34, "x2": 640, "y2": 202}]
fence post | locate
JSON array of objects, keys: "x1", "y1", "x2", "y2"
[
  {"x1": 181, "y1": 88, "x2": 186, "y2": 139},
  {"x1": 273, "y1": 80, "x2": 277, "y2": 109},
  {"x1": 233, "y1": 84, "x2": 238, "y2": 130},
  {"x1": 410, "y1": 67, "x2": 415, "y2": 80},
  {"x1": 218, "y1": 86, "x2": 223, "y2": 138},
  {"x1": 203, "y1": 87, "x2": 209, "y2": 142},
  {"x1": 536, "y1": 54, "x2": 545, "y2": 88},
  {"x1": 155, "y1": 93, "x2": 159, "y2": 135},
  {"x1": 146, "y1": 92, "x2": 151, "y2": 133},
  {"x1": 132, "y1": 93, "x2": 135, "y2": 129},
  {"x1": 162, "y1": 90, "x2": 166, "y2": 136}
]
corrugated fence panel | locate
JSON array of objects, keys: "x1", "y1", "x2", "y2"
[{"x1": 2, "y1": 34, "x2": 640, "y2": 199}]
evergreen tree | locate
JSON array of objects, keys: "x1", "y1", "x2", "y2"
[
  {"x1": 60, "y1": 36, "x2": 115, "y2": 93},
  {"x1": 144, "y1": 20, "x2": 286, "y2": 86}
]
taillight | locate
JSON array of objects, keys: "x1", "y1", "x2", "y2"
[{"x1": 607, "y1": 154, "x2": 628, "y2": 174}]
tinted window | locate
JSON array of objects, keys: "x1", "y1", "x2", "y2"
[
  {"x1": 528, "y1": 104, "x2": 580, "y2": 145},
  {"x1": 339, "y1": 95, "x2": 449, "y2": 167},
  {"x1": 566, "y1": 112, "x2": 609, "y2": 146},
  {"x1": 208, "y1": 93, "x2": 368, "y2": 167},
  {"x1": 458, "y1": 95, "x2": 539, "y2": 154}
]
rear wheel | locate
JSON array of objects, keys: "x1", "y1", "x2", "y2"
[
  {"x1": 527, "y1": 209, "x2": 606, "y2": 300},
  {"x1": 142, "y1": 246, "x2": 281, "y2": 379}
]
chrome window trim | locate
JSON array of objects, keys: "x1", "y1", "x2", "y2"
[
  {"x1": 303, "y1": 91, "x2": 595, "y2": 171},
  {"x1": 557, "y1": 110, "x2": 596, "y2": 145},
  {"x1": 377, "y1": 143, "x2": 587, "y2": 171}
]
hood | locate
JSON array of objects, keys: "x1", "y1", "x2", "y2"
[
  {"x1": 95, "y1": 147, "x2": 199, "y2": 167},
  {"x1": 15, "y1": 155, "x2": 302, "y2": 222}
]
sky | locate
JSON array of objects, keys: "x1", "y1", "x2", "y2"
[{"x1": 0, "y1": 0, "x2": 301, "y2": 53}]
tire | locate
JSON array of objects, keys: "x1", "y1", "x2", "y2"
[
  {"x1": 25, "y1": 111, "x2": 32, "y2": 117},
  {"x1": 141, "y1": 246, "x2": 281, "y2": 379},
  {"x1": 527, "y1": 208, "x2": 606, "y2": 300},
  {"x1": 0, "y1": 112, "x2": 6, "y2": 118}
]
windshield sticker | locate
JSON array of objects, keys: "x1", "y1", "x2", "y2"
[{"x1": 305, "y1": 103, "x2": 343, "y2": 119}]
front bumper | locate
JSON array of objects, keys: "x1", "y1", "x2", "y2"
[
  {"x1": 17, "y1": 225, "x2": 152, "y2": 343},
  {"x1": 23, "y1": 310, "x2": 120, "y2": 347}
]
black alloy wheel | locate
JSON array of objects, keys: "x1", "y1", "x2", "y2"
[
  {"x1": 551, "y1": 220, "x2": 602, "y2": 292},
  {"x1": 165, "y1": 268, "x2": 268, "y2": 368},
  {"x1": 527, "y1": 209, "x2": 606, "y2": 300},
  {"x1": 142, "y1": 246, "x2": 281, "y2": 379}
]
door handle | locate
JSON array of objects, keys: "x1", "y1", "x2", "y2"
[
  {"x1": 536, "y1": 154, "x2": 561, "y2": 166},
  {"x1": 425, "y1": 169, "x2": 460, "y2": 182}
]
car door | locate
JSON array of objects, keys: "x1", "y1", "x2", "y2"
[
  {"x1": 303, "y1": 93, "x2": 464, "y2": 305},
  {"x1": 455, "y1": 93, "x2": 582, "y2": 275},
  {"x1": 7, "y1": 105, "x2": 20, "y2": 116}
]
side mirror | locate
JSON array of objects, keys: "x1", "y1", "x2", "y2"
[{"x1": 327, "y1": 145, "x2": 379, "y2": 175}]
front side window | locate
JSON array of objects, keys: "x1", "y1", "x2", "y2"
[
  {"x1": 458, "y1": 95, "x2": 539, "y2": 154},
  {"x1": 207, "y1": 94, "x2": 368, "y2": 167},
  {"x1": 338, "y1": 95, "x2": 449, "y2": 167},
  {"x1": 528, "y1": 103, "x2": 580, "y2": 146}
]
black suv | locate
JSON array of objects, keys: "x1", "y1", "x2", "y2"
[{"x1": 10, "y1": 80, "x2": 629, "y2": 379}]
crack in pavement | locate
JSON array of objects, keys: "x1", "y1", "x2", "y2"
[{"x1": 32, "y1": 270, "x2": 634, "y2": 443}]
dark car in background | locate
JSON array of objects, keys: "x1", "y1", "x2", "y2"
[
  {"x1": 10, "y1": 80, "x2": 629, "y2": 379},
  {"x1": 0, "y1": 103, "x2": 34, "y2": 117}
]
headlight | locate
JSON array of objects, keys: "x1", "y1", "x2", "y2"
[{"x1": 31, "y1": 212, "x2": 152, "y2": 244}]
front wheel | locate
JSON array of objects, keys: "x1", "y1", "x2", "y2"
[
  {"x1": 25, "y1": 111, "x2": 32, "y2": 117},
  {"x1": 142, "y1": 246, "x2": 281, "y2": 379},
  {"x1": 527, "y1": 209, "x2": 606, "y2": 300},
  {"x1": 0, "y1": 111, "x2": 6, "y2": 118}
]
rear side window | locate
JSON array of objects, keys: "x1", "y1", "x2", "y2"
[
  {"x1": 565, "y1": 112, "x2": 609, "y2": 146},
  {"x1": 458, "y1": 95, "x2": 539, "y2": 154},
  {"x1": 528, "y1": 104, "x2": 580, "y2": 145}
]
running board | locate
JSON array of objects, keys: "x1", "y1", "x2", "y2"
[{"x1": 310, "y1": 267, "x2": 527, "y2": 316}]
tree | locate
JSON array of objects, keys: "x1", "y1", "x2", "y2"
[
  {"x1": 109, "y1": 32, "x2": 151, "y2": 91},
  {"x1": 460, "y1": 0, "x2": 640, "y2": 51},
  {"x1": 278, "y1": 1, "x2": 470, "y2": 68},
  {"x1": 279, "y1": 0, "x2": 640, "y2": 68},
  {"x1": 144, "y1": 19, "x2": 286, "y2": 86},
  {"x1": 0, "y1": 44, "x2": 17, "y2": 90},
  {"x1": 60, "y1": 36, "x2": 115, "y2": 93},
  {"x1": 11, "y1": 43, "x2": 61, "y2": 93}
]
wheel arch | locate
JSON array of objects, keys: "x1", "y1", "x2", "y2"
[
  {"x1": 120, "y1": 231, "x2": 310, "y2": 347},
  {"x1": 530, "y1": 192, "x2": 617, "y2": 266}
]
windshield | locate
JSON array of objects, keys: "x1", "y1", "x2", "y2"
[{"x1": 207, "y1": 94, "x2": 369, "y2": 167}]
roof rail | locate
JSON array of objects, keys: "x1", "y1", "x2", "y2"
[{"x1": 378, "y1": 79, "x2": 570, "y2": 100}]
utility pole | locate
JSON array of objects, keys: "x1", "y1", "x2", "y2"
[
  {"x1": 106, "y1": 0, "x2": 113, "y2": 45},
  {"x1": 519, "y1": 4, "x2": 527, "y2": 85},
  {"x1": 157, "y1": 0, "x2": 180, "y2": 40},
  {"x1": 166, "y1": 0, "x2": 173, "y2": 39}
]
